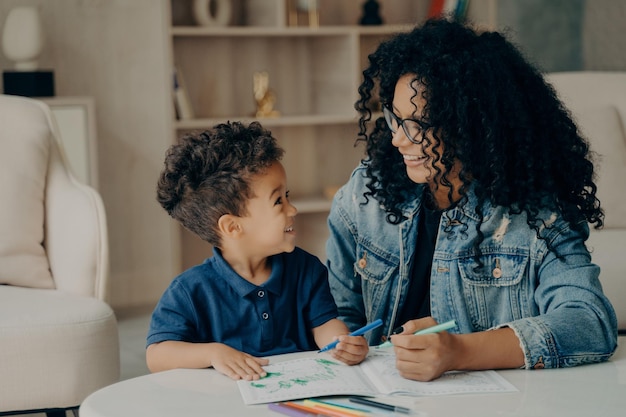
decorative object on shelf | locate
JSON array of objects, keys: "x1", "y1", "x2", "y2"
[
  {"x1": 359, "y1": 0, "x2": 383, "y2": 26},
  {"x1": 1, "y1": 5, "x2": 54, "y2": 97},
  {"x1": 192, "y1": 0, "x2": 232, "y2": 27},
  {"x1": 253, "y1": 71, "x2": 280, "y2": 118},
  {"x1": 287, "y1": 0, "x2": 319, "y2": 28}
]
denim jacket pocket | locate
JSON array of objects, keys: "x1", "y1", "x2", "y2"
[
  {"x1": 354, "y1": 243, "x2": 397, "y2": 285},
  {"x1": 354, "y1": 243, "x2": 399, "y2": 322},
  {"x1": 458, "y1": 251, "x2": 531, "y2": 331}
]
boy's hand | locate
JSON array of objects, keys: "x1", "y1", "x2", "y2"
[
  {"x1": 330, "y1": 335, "x2": 369, "y2": 365},
  {"x1": 208, "y1": 343, "x2": 269, "y2": 381}
]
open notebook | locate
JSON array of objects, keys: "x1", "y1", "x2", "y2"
[{"x1": 237, "y1": 349, "x2": 517, "y2": 405}]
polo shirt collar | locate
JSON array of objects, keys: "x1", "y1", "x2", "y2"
[{"x1": 210, "y1": 247, "x2": 284, "y2": 297}]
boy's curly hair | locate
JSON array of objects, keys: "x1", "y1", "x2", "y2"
[
  {"x1": 356, "y1": 18, "x2": 603, "y2": 254},
  {"x1": 156, "y1": 121, "x2": 284, "y2": 247}
]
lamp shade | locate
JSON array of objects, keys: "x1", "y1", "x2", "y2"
[{"x1": 1, "y1": 6, "x2": 44, "y2": 71}]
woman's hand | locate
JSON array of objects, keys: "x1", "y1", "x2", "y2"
[
  {"x1": 207, "y1": 343, "x2": 269, "y2": 381},
  {"x1": 390, "y1": 317, "x2": 458, "y2": 381},
  {"x1": 390, "y1": 317, "x2": 524, "y2": 381},
  {"x1": 330, "y1": 334, "x2": 370, "y2": 365}
]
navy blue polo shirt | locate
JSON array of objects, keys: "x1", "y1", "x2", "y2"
[{"x1": 147, "y1": 247, "x2": 338, "y2": 357}]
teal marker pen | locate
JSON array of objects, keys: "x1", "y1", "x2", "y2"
[{"x1": 377, "y1": 319, "x2": 457, "y2": 348}]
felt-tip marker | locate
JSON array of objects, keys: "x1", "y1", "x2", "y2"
[
  {"x1": 348, "y1": 397, "x2": 411, "y2": 414},
  {"x1": 318, "y1": 319, "x2": 383, "y2": 353},
  {"x1": 377, "y1": 319, "x2": 457, "y2": 348}
]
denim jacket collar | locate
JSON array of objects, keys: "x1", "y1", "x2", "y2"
[{"x1": 396, "y1": 182, "x2": 495, "y2": 225}]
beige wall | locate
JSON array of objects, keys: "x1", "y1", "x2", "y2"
[
  {"x1": 0, "y1": 0, "x2": 178, "y2": 311},
  {"x1": 583, "y1": 0, "x2": 626, "y2": 70}
]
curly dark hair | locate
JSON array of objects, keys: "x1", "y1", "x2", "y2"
[
  {"x1": 356, "y1": 18, "x2": 603, "y2": 256},
  {"x1": 156, "y1": 121, "x2": 284, "y2": 247}
]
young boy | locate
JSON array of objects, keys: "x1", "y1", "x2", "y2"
[{"x1": 147, "y1": 121, "x2": 369, "y2": 380}]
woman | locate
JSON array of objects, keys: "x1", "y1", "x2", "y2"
[{"x1": 326, "y1": 19, "x2": 617, "y2": 381}]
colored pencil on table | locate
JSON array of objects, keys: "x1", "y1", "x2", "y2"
[
  {"x1": 306, "y1": 399, "x2": 371, "y2": 413},
  {"x1": 282, "y1": 402, "x2": 328, "y2": 416},
  {"x1": 269, "y1": 402, "x2": 318, "y2": 417},
  {"x1": 283, "y1": 401, "x2": 360, "y2": 417},
  {"x1": 349, "y1": 397, "x2": 411, "y2": 414},
  {"x1": 303, "y1": 399, "x2": 370, "y2": 416}
]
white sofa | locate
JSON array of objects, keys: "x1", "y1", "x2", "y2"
[
  {"x1": 0, "y1": 95, "x2": 120, "y2": 416},
  {"x1": 546, "y1": 72, "x2": 626, "y2": 333}
]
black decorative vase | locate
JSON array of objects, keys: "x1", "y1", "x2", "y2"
[{"x1": 360, "y1": 0, "x2": 383, "y2": 26}]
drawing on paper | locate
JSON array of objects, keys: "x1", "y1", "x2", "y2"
[
  {"x1": 237, "y1": 351, "x2": 517, "y2": 405},
  {"x1": 249, "y1": 358, "x2": 343, "y2": 393}
]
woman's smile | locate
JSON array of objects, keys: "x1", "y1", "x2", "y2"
[{"x1": 402, "y1": 153, "x2": 428, "y2": 166}]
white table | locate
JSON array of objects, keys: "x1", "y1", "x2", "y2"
[{"x1": 80, "y1": 339, "x2": 626, "y2": 417}]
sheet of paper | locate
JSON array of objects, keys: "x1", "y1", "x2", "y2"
[
  {"x1": 237, "y1": 351, "x2": 518, "y2": 405},
  {"x1": 362, "y1": 350, "x2": 518, "y2": 396},
  {"x1": 237, "y1": 356, "x2": 376, "y2": 405}
]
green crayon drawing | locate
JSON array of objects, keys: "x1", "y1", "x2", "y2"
[{"x1": 245, "y1": 358, "x2": 343, "y2": 393}]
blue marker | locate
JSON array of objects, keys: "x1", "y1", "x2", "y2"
[{"x1": 318, "y1": 319, "x2": 383, "y2": 353}]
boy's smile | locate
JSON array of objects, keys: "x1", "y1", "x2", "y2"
[{"x1": 238, "y1": 161, "x2": 298, "y2": 256}]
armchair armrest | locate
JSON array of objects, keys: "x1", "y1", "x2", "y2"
[{"x1": 40, "y1": 100, "x2": 110, "y2": 301}]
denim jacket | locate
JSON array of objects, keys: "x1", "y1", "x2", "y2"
[{"x1": 326, "y1": 165, "x2": 618, "y2": 369}]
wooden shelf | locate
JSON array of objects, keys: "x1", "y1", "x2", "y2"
[
  {"x1": 174, "y1": 114, "x2": 358, "y2": 130},
  {"x1": 167, "y1": 0, "x2": 496, "y2": 268},
  {"x1": 170, "y1": 24, "x2": 413, "y2": 37}
]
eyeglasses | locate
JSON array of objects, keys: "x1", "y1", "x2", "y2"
[{"x1": 382, "y1": 105, "x2": 429, "y2": 144}]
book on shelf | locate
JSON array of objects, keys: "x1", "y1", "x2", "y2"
[
  {"x1": 428, "y1": 0, "x2": 445, "y2": 18},
  {"x1": 428, "y1": 0, "x2": 469, "y2": 21},
  {"x1": 454, "y1": 0, "x2": 470, "y2": 21},
  {"x1": 237, "y1": 350, "x2": 517, "y2": 405},
  {"x1": 443, "y1": 0, "x2": 459, "y2": 16},
  {"x1": 172, "y1": 66, "x2": 194, "y2": 120}
]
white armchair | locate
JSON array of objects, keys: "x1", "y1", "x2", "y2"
[
  {"x1": 0, "y1": 95, "x2": 119, "y2": 416},
  {"x1": 546, "y1": 72, "x2": 626, "y2": 333}
]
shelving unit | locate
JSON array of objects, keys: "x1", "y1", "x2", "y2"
[{"x1": 166, "y1": 0, "x2": 495, "y2": 269}]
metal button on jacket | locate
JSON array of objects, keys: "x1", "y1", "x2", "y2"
[
  {"x1": 358, "y1": 253, "x2": 367, "y2": 269},
  {"x1": 492, "y1": 259, "x2": 502, "y2": 278}
]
